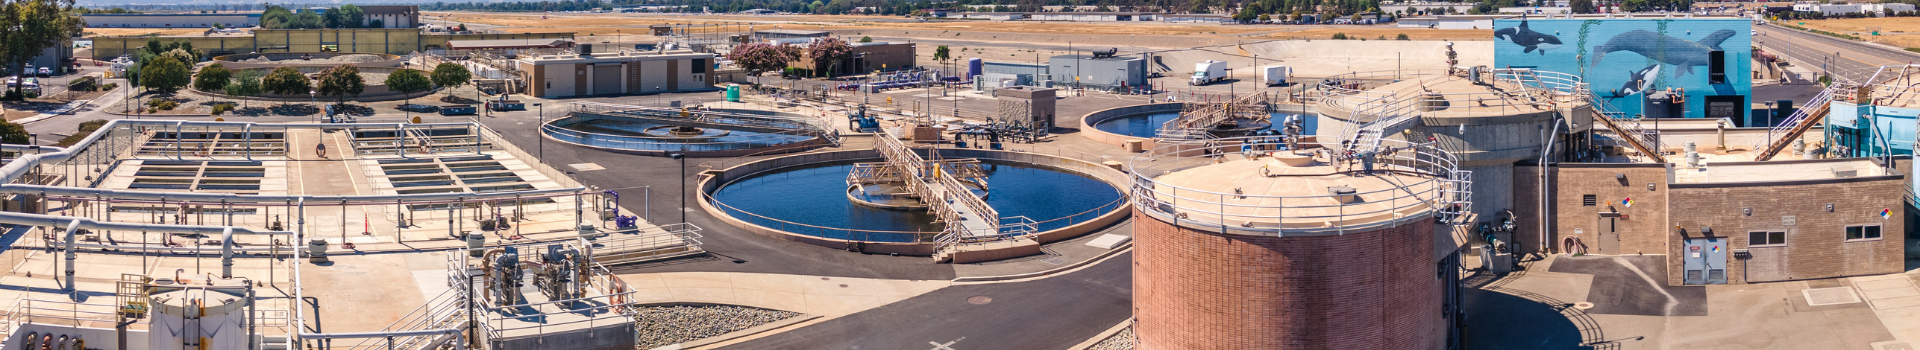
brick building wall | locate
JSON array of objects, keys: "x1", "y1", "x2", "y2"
[
  {"x1": 1132, "y1": 213, "x2": 1444, "y2": 350},
  {"x1": 1513, "y1": 163, "x2": 1673, "y2": 256},
  {"x1": 1666, "y1": 175, "x2": 1906, "y2": 285}
]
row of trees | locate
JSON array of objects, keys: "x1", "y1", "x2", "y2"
[
  {"x1": 725, "y1": 38, "x2": 853, "y2": 78},
  {"x1": 181, "y1": 62, "x2": 472, "y2": 108},
  {"x1": 261, "y1": 5, "x2": 383, "y2": 30}
]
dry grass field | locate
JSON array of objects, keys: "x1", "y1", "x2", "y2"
[{"x1": 1794, "y1": 18, "x2": 1920, "y2": 49}]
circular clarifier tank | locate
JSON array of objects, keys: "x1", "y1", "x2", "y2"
[
  {"x1": 1091, "y1": 112, "x2": 1317, "y2": 138},
  {"x1": 708, "y1": 157, "x2": 1124, "y2": 243}
]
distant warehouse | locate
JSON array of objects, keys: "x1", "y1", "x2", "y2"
[
  {"x1": 516, "y1": 46, "x2": 717, "y2": 98},
  {"x1": 82, "y1": 13, "x2": 263, "y2": 28}
]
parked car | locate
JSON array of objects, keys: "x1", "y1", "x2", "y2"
[{"x1": 37, "y1": 67, "x2": 50, "y2": 77}]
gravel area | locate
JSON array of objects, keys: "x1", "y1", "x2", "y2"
[
  {"x1": 1089, "y1": 325, "x2": 1134, "y2": 350},
  {"x1": 239, "y1": 54, "x2": 388, "y2": 64},
  {"x1": 632, "y1": 305, "x2": 799, "y2": 349}
]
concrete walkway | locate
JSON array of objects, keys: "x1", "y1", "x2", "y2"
[{"x1": 614, "y1": 271, "x2": 949, "y2": 317}]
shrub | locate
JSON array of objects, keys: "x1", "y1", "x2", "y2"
[
  {"x1": 23, "y1": 90, "x2": 38, "y2": 99},
  {"x1": 53, "y1": 120, "x2": 109, "y2": 147},
  {"x1": 211, "y1": 103, "x2": 235, "y2": 115},
  {"x1": 1331, "y1": 32, "x2": 1348, "y2": 40},
  {"x1": 101, "y1": 83, "x2": 118, "y2": 91},
  {"x1": 1396, "y1": 33, "x2": 1410, "y2": 40},
  {"x1": 148, "y1": 100, "x2": 179, "y2": 110}
]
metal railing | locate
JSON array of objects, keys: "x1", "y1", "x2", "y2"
[
  {"x1": 1129, "y1": 137, "x2": 1469, "y2": 234},
  {"x1": 548, "y1": 102, "x2": 838, "y2": 152}
]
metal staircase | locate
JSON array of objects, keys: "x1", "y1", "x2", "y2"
[
  {"x1": 1580, "y1": 88, "x2": 1668, "y2": 163},
  {"x1": 1754, "y1": 80, "x2": 1854, "y2": 161},
  {"x1": 1154, "y1": 92, "x2": 1273, "y2": 143}
]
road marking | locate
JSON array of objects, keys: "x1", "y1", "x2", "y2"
[{"x1": 929, "y1": 337, "x2": 965, "y2": 350}]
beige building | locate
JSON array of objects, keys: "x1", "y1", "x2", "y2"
[{"x1": 517, "y1": 49, "x2": 716, "y2": 98}]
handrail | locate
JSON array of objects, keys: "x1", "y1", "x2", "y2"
[{"x1": 1129, "y1": 136, "x2": 1467, "y2": 234}]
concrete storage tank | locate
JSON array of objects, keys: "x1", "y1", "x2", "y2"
[
  {"x1": 148, "y1": 278, "x2": 252, "y2": 350},
  {"x1": 1128, "y1": 137, "x2": 1471, "y2": 349}
]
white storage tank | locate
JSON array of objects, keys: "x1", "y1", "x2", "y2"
[{"x1": 148, "y1": 278, "x2": 251, "y2": 350}]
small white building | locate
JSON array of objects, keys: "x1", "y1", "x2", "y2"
[
  {"x1": 1793, "y1": 2, "x2": 1913, "y2": 15},
  {"x1": 1396, "y1": 15, "x2": 1502, "y2": 29}
]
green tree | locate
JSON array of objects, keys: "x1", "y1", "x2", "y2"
[
  {"x1": 0, "y1": 122, "x2": 28, "y2": 145},
  {"x1": 316, "y1": 64, "x2": 365, "y2": 106},
  {"x1": 430, "y1": 63, "x2": 472, "y2": 98},
  {"x1": 384, "y1": 68, "x2": 431, "y2": 114},
  {"x1": 163, "y1": 48, "x2": 196, "y2": 64},
  {"x1": 725, "y1": 43, "x2": 798, "y2": 78},
  {"x1": 0, "y1": 0, "x2": 85, "y2": 98},
  {"x1": 224, "y1": 69, "x2": 263, "y2": 108},
  {"x1": 193, "y1": 63, "x2": 231, "y2": 93},
  {"x1": 1570, "y1": 0, "x2": 1597, "y2": 13},
  {"x1": 323, "y1": 5, "x2": 365, "y2": 28},
  {"x1": 261, "y1": 66, "x2": 310, "y2": 105},
  {"x1": 139, "y1": 56, "x2": 190, "y2": 94},
  {"x1": 933, "y1": 45, "x2": 950, "y2": 62},
  {"x1": 859, "y1": 36, "x2": 872, "y2": 42},
  {"x1": 261, "y1": 5, "x2": 293, "y2": 29}
]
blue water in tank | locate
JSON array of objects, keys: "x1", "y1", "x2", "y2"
[
  {"x1": 711, "y1": 160, "x2": 1122, "y2": 242},
  {"x1": 1092, "y1": 112, "x2": 1314, "y2": 138}
]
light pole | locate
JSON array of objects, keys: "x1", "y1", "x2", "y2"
[
  {"x1": 534, "y1": 103, "x2": 545, "y2": 162},
  {"x1": 669, "y1": 152, "x2": 686, "y2": 224}
]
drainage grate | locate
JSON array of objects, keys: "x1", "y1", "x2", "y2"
[{"x1": 1804, "y1": 287, "x2": 1863, "y2": 306}]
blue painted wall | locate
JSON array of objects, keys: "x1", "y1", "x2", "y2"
[
  {"x1": 1493, "y1": 18, "x2": 1753, "y2": 123},
  {"x1": 1831, "y1": 103, "x2": 1920, "y2": 157}
]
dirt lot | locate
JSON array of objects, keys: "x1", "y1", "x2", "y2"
[
  {"x1": 1263, "y1": 27, "x2": 1491, "y2": 40},
  {"x1": 1795, "y1": 18, "x2": 1920, "y2": 49}
]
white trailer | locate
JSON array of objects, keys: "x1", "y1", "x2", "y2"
[
  {"x1": 1190, "y1": 60, "x2": 1227, "y2": 86},
  {"x1": 1261, "y1": 65, "x2": 1291, "y2": 86}
]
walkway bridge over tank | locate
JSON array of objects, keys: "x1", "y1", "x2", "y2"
[{"x1": 847, "y1": 131, "x2": 1036, "y2": 261}]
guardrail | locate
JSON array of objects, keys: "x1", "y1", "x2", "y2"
[{"x1": 1129, "y1": 137, "x2": 1469, "y2": 234}]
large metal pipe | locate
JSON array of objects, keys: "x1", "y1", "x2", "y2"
[
  {"x1": 221, "y1": 227, "x2": 235, "y2": 278},
  {"x1": 63, "y1": 219, "x2": 80, "y2": 290}
]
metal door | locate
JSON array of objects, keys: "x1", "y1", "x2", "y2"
[
  {"x1": 593, "y1": 65, "x2": 622, "y2": 95},
  {"x1": 1683, "y1": 238, "x2": 1728, "y2": 285},
  {"x1": 1597, "y1": 215, "x2": 1620, "y2": 254}
]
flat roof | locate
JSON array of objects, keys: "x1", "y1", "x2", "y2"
[
  {"x1": 1673, "y1": 158, "x2": 1891, "y2": 184},
  {"x1": 1150, "y1": 155, "x2": 1439, "y2": 226},
  {"x1": 518, "y1": 50, "x2": 713, "y2": 64},
  {"x1": 1052, "y1": 54, "x2": 1142, "y2": 61}
]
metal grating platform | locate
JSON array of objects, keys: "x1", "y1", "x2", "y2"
[{"x1": 1803, "y1": 287, "x2": 1862, "y2": 306}]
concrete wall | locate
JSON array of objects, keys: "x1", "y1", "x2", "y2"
[
  {"x1": 1666, "y1": 164, "x2": 1906, "y2": 285},
  {"x1": 1133, "y1": 212, "x2": 1443, "y2": 350},
  {"x1": 491, "y1": 322, "x2": 634, "y2": 350},
  {"x1": 1511, "y1": 163, "x2": 1674, "y2": 256}
]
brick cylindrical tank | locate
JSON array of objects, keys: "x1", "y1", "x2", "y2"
[{"x1": 1128, "y1": 137, "x2": 1466, "y2": 350}]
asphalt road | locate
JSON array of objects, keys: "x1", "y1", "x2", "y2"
[
  {"x1": 1754, "y1": 23, "x2": 1920, "y2": 83},
  {"x1": 723, "y1": 252, "x2": 1133, "y2": 350}
]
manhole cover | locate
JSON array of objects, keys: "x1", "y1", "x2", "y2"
[
  {"x1": 967, "y1": 296, "x2": 992, "y2": 305},
  {"x1": 1805, "y1": 287, "x2": 1863, "y2": 306},
  {"x1": 1572, "y1": 302, "x2": 1594, "y2": 310}
]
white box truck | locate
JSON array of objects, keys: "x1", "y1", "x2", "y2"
[
  {"x1": 1191, "y1": 60, "x2": 1227, "y2": 86},
  {"x1": 1261, "y1": 65, "x2": 1291, "y2": 86}
]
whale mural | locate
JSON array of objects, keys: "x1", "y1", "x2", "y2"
[
  {"x1": 1494, "y1": 17, "x2": 1564, "y2": 55},
  {"x1": 1593, "y1": 29, "x2": 1737, "y2": 77},
  {"x1": 1494, "y1": 18, "x2": 1752, "y2": 122}
]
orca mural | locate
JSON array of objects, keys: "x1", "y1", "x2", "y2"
[{"x1": 1494, "y1": 18, "x2": 1753, "y2": 123}]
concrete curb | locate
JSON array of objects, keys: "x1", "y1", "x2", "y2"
[
  {"x1": 1067, "y1": 318, "x2": 1133, "y2": 350},
  {"x1": 656, "y1": 313, "x2": 821, "y2": 350},
  {"x1": 950, "y1": 241, "x2": 1132, "y2": 283}
]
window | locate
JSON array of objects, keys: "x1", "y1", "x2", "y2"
[
  {"x1": 1749, "y1": 231, "x2": 1786, "y2": 246},
  {"x1": 1846, "y1": 225, "x2": 1882, "y2": 241},
  {"x1": 1582, "y1": 194, "x2": 1597, "y2": 206},
  {"x1": 1708, "y1": 50, "x2": 1727, "y2": 84}
]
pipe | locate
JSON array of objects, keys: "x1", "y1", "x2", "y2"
[
  {"x1": 221, "y1": 227, "x2": 235, "y2": 278},
  {"x1": 0, "y1": 144, "x2": 62, "y2": 152},
  {"x1": 63, "y1": 219, "x2": 80, "y2": 290},
  {"x1": 1538, "y1": 117, "x2": 1564, "y2": 255},
  {"x1": 5, "y1": 211, "x2": 290, "y2": 237},
  {"x1": 481, "y1": 248, "x2": 504, "y2": 304}
]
